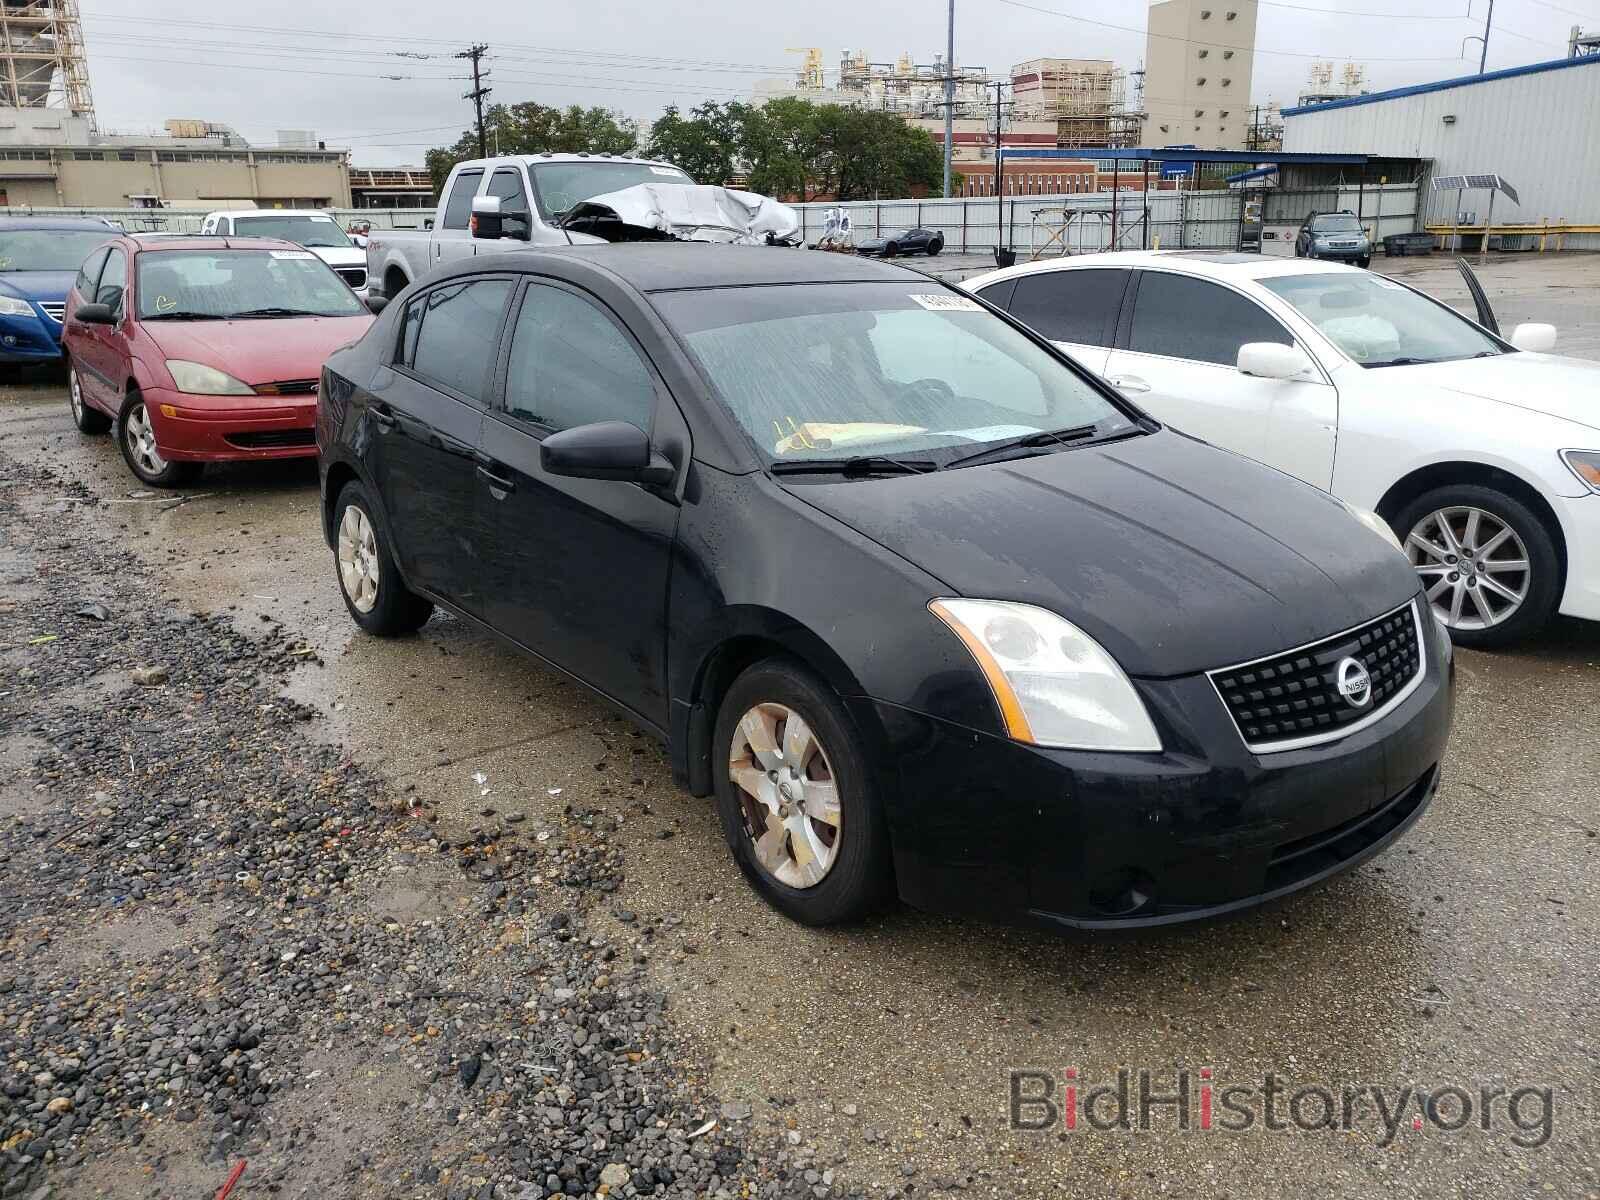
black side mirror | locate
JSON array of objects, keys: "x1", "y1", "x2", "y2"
[
  {"x1": 364, "y1": 294, "x2": 389, "y2": 315},
  {"x1": 541, "y1": 421, "x2": 674, "y2": 486},
  {"x1": 470, "y1": 195, "x2": 505, "y2": 240},
  {"x1": 75, "y1": 302, "x2": 114, "y2": 325}
]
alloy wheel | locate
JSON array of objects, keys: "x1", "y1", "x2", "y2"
[
  {"x1": 124, "y1": 402, "x2": 167, "y2": 476},
  {"x1": 69, "y1": 367, "x2": 84, "y2": 423},
  {"x1": 728, "y1": 702, "x2": 842, "y2": 889},
  {"x1": 337, "y1": 504, "x2": 381, "y2": 613},
  {"x1": 1406, "y1": 505, "x2": 1531, "y2": 630}
]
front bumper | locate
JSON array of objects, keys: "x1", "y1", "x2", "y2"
[
  {"x1": 0, "y1": 309, "x2": 63, "y2": 363},
  {"x1": 1557, "y1": 491, "x2": 1600, "y2": 622},
  {"x1": 1311, "y1": 243, "x2": 1370, "y2": 261},
  {"x1": 857, "y1": 602, "x2": 1453, "y2": 928},
  {"x1": 141, "y1": 385, "x2": 318, "y2": 462}
]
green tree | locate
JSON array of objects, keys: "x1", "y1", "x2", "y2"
[
  {"x1": 644, "y1": 101, "x2": 753, "y2": 185},
  {"x1": 425, "y1": 103, "x2": 639, "y2": 189}
]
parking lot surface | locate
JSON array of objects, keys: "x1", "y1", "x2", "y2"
[{"x1": 2, "y1": 251, "x2": 1598, "y2": 1198}]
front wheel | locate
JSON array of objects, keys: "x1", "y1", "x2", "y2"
[
  {"x1": 119, "y1": 393, "x2": 200, "y2": 486},
  {"x1": 884, "y1": 242, "x2": 899, "y2": 258},
  {"x1": 714, "y1": 660, "x2": 891, "y2": 925},
  {"x1": 1397, "y1": 484, "x2": 1561, "y2": 647},
  {"x1": 333, "y1": 482, "x2": 433, "y2": 635},
  {"x1": 68, "y1": 361, "x2": 110, "y2": 433},
  {"x1": 1357, "y1": 255, "x2": 1371, "y2": 269}
]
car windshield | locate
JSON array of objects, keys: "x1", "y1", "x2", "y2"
[
  {"x1": 1262, "y1": 272, "x2": 1506, "y2": 366},
  {"x1": 528, "y1": 161, "x2": 693, "y2": 218},
  {"x1": 135, "y1": 249, "x2": 366, "y2": 320},
  {"x1": 0, "y1": 229, "x2": 111, "y2": 271},
  {"x1": 655, "y1": 281, "x2": 1137, "y2": 465},
  {"x1": 883, "y1": 229, "x2": 916, "y2": 240},
  {"x1": 229, "y1": 215, "x2": 352, "y2": 248},
  {"x1": 1312, "y1": 215, "x2": 1362, "y2": 233}
]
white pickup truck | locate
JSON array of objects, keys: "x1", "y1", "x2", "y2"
[{"x1": 365, "y1": 152, "x2": 800, "y2": 300}]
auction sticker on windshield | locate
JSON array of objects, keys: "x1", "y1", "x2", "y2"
[
  {"x1": 909, "y1": 294, "x2": 982, "y2": 312},
  {"x1": 270, "y1": 250, "x2": 317, "y2": 260}
]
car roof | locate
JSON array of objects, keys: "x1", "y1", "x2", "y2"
[
  {"x1": 134, "y1": 236, "x2": 309, "y2": 253},
  {"x1": 964, "y1": 249, "x2": 1369, "y2": 290},
  {"x1": 0, "y1": 218, "x2": 116, "y2": 232},
  {"x1": 465, "y1": 243, "x2": 933, "y2": 292},
  {"x1": 209, "y1": 209, "x2": 334, "y2": 218}
]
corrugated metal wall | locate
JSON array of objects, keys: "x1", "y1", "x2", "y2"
[{"x1": 1282, "y1": 58, "x2": 1600, "y2": 250}]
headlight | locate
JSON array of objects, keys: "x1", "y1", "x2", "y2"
[
  {"x1": 0, "y1": 295, "x2": 34, "y2": 317},
  {"x1": 1340, "y1": 500, "x2": 1405, "y2": 554},
  {"x1": 1560, "y1": 449, "x2": 1600, "y2": 494},
  {"x1": 164, "y1": 359, "x2": 253, "y2": 396},
  {"x1": 929, "y1": 599, "x2": 1162, "y2": 752}
]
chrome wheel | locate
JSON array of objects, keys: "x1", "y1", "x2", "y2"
[
  {"x1": 728, "y1": 702, "x2": 842, "y2": 889},
  {"x1": 337, "y1": 504, "x2": 381, "y2": 614},
  {"x1": 1407, "y1": 505, "x2": 1531, "y2": 631},
  {"x1": 69, "y1": 366, "x2": 84, "y2": 422},
  {"x1": 124, "y1": 402, "x2": 167, "y2": 476}
]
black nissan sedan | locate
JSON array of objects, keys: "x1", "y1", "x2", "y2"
[{"x1": 316, "y1": 244, "x2": 1453, "y2": 930}]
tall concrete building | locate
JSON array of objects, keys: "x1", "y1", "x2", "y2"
[{"x1": 1139, "y1": 0, "x2": 1259, "y2": 150}]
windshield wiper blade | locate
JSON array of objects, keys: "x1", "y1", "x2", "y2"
[
  {"x1": 940, "y1": 424, "x2": 1104, "y2": 471},
  {"x1": 229, "y1": 307, "x2": 324, "y2": 318},
  {"x1": 770, "y1": 454, "x2": 938, "y2": 477},
  {"x1": 141, "y1": 311, "x2": 226, "y2": 321},
  {"x1": 1364, "y1": 356, "x2": 1437, "y2": 368}
]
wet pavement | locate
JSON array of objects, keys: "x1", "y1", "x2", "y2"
[{"x1": 3, "y1": 250, "x2": 1599, "y2": 1197}]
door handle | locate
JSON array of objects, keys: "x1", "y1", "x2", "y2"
[
  {"x1": 370, "y1": 403, "x2": 397, "y2": 430},
  {"x1": 475, "y1": 462, "x2": 516, "y2": 496},
  {"x1": 1108, "y1": 374, "x2": 1151, "y2": 394}
]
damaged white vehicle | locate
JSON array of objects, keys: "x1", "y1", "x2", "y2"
[{"x1": 365, "y1": 154, "x2": 800, "y2": 301}]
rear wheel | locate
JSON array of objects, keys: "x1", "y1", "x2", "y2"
[
  {"x1": 119, "y1": 392, "x2": 201, "y2": 487},
  {"x1": 333, "y1": 481, "x2": 433, "y2": 635},
  {"x1": 1397, "y1": 484, "x2": 1561, "y2": 647},
  {"x1": 714, "y1": 660, "x2": 890, "y2": 925},
  {"x1": 926, "y1": 237, "x2": 943, "y2": 256},
  {"x1": 68, "y1": 361, "x2": 110, "y2": 433}
]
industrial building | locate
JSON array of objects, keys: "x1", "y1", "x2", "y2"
[
  {"x1": 347, "y1": 166, "x2": 434, "y2": 210},
  {"x1": 1283, "y1": 52, "x2": 1600, "y2": 250},
  {"x1": 1140, "y1": 0, "x2": 1259, "y2": 150},
  {"x1": 1010, "y1": 58, "x2": 1140, "y2": 148}
]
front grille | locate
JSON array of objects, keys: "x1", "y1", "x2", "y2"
[
  {"x1": 1209, "y1": 599, "x2": 1425, "y2": 753},
  {"x1": 225, "y1": 429, "x2": 316, "y2": 449},
  {"x1": 335, "y1": 267, "x2": 367, "y2": 289},
  {"x1": 253, "y1": 379, "x2": 318, "y2": 396},
  {"x1": 38, "y1": 302, "x2": 64, "y2": 322}
]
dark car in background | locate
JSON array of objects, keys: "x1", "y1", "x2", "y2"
[
  {"x1": 1295, "y1": 211, "x2": 1372, "y2": 267},
  {"x1": 0, "y1": 218, "x2": 118, "y2": 376},
  {"x1": 856, "y1": 227, "x2": 944, "y2": 258},
  {"x1": 317, "y1": 244, "x2": 1451, "y2": 931}
]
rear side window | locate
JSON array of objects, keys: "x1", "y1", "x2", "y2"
[
  {"x1": 486, "y1": 168, "x2": 531, "y2": 238},
  {"x1": 1008, "y1": 269, "x2": 1128, "y2": 347},
  {"x1": 1127, "y1": 272, "x2": 1292, "y2": 366},
  {"x1": 96, "y1": 249, "x2": 127, "y2": 313},
  {"x1": 503, "y1": 284, "x2": 655, "y2": 433},
  {"x1": 75, "y1": 247, "x2": 109, "y2": 299},
  {"x1": 441, "y1": 170, "x2": 483, "y2": 231},
  {"x1": 971, "y1": 279, "x2": 1015, "y2": 310},
  {"x1": 408, "y1": 278, "x2": 513, "y2": 402}
]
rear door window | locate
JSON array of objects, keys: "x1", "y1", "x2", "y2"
[
  {"x1": 1008, "y1": 269, "x2": 1129, "y2": 347},
  {"x1": 441, "y1": 170, "x2": 484, "y2": 231},
  {"x1": 406, "y1": 278, "x2": 514, "y2": 402},
  {"x1": 1126, "y1": 271, "x2": 1293, "y2": 366}
]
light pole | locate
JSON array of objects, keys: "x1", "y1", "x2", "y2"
[
  {"x1": 943, "y1": 0, "x2": 955, "y2": 197},
  {"x1": 1463, "y1": 0, "x2": 1495, "y2": 72}
]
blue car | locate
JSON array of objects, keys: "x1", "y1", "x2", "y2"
[{"x1": 0, "y1": 218, "x2": 119, "y2": 372}]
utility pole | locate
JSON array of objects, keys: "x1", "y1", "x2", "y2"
[
  {"x1": 943, "y1": 0, "x2": 955, "y2": 198},
  {"x1": 1479, "y1": 0, "x2": 1494, "y2": 72},
  {"x1": 458, "y1": 43, "x2": 491, "y2": 157}
]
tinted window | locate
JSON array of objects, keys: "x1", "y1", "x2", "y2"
[
  {"x1": 74, "y1": 247, "x2": 109, "y2": 298},
  {"x1": 409, "y1": 278, "x2": 513, "y2": 402},
  {"x1": 1008, "y1": 269, "x2": 1127, "y2": 347},
  {"x1": 1127, "y1": 272, "x2": 1291, "y2": 366},
  {"x1": 442, "y1": 170, "x2": 483, "y2": 231},
  {"x1": 971, "y1": 279, "x2": 1015, "y2": 310},
  {"x1": 486, "y1": 168, "x2": 531, "y2": 238},
  {"x1": 96, "y1": 249, "x2": 127, "y2": 313},
  {"x1": 398, "y1": 295, "x2": 424, "y2": 367},
  {"x1": 504, "y1": 285, "x2": 655, "y2": 432}
]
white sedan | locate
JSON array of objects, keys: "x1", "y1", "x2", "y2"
[{"x1": 964, "y1": 251, "x2": 1600, "y2": 646}]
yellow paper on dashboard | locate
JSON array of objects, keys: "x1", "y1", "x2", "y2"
[{"x1": 773, "y1": 422, "x2": 927, "y2": 455}]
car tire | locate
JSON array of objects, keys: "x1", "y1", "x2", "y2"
[
  {"x1": 68, "y1": 361, "x2": 110, "y2": 434},
  {"x1": 1357, "y1": 256, "x2": 1371, "y2": 269},
  {"x1": 713, "y1": 659, "x2": 892, "y2": 926},
  {"x1": 118, "y1": 392, "x2": 201, "y2": 487},
  {"x1": 1396, "y1": 483, "x2": 1562, "y2": 648},
  {"x1": 884, "y1": 242, "x2": 899, "y2": 258},
  {"x1": 332, "y1": 481, "x2": 433, "y2": 636},
  {"x1": 926, "y1": 238, "x2": 943, "y2": 256}
]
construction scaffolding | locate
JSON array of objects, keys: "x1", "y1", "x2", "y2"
[
  {"x1": 835, "y1": 49, "x2": 993, "y2": 118},
  {"x1": 0, "y1": 0, "x2": 93, "y2": 122},
  {"x1": 1010, "y1": 58, "x2": 1141, "y2": 149}
]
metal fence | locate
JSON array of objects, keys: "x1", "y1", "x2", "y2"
[
  {"x1": 1259, "y1": 183, "x2": 1420, "y2": 255},
  {"x1": 0, "y1": 205, "x2": 440, "y2": 233}
]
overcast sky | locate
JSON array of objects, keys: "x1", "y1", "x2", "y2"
[{"x1": 81, "y1": 0, "x2": 1590, "y2": 167}]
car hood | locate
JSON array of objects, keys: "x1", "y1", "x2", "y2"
[
  {"x1": 0, "y1": 270, "x2": 75, "y2": 303},
  {"x1": 783, "y1": 430, "x2": 1421, "y2": 678},
  {"x1": 307, "y1": 245, "x2": 366, "y2": 269},
  {"x1": 1392, "y1": 352, "x2": 1600, "y2": 431},
  {"x1": 143, "y1": 315, "x2": 373, "y2": 386},
  {"x1": 561, "y1": 184, "x2": 800, "y2": 245}
]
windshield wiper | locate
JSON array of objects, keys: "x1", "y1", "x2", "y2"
[
  {"x1": 228, "y1": 307, "x2": 326, "y2": 318},
  {"x1": 940, "y1": 424, "x2": 1109, "y2": 471},
  {"x1": 141, "y1": 311, "x2": 226, "y2": 321},
  {"x1": 1364, "y1": 356, "x2": 1439, "y2": 368},
  {"x1": 770, "y1": 454, "x2": 938, "y2": 477}
]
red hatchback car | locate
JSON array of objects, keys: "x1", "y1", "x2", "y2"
[{"x1": 62, "y1": 235, "x2": 374, "y2": 485}]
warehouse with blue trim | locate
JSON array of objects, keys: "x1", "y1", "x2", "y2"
[{"x1": 1282, "y1": 53, "x2": 1600, "y2": 251}]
